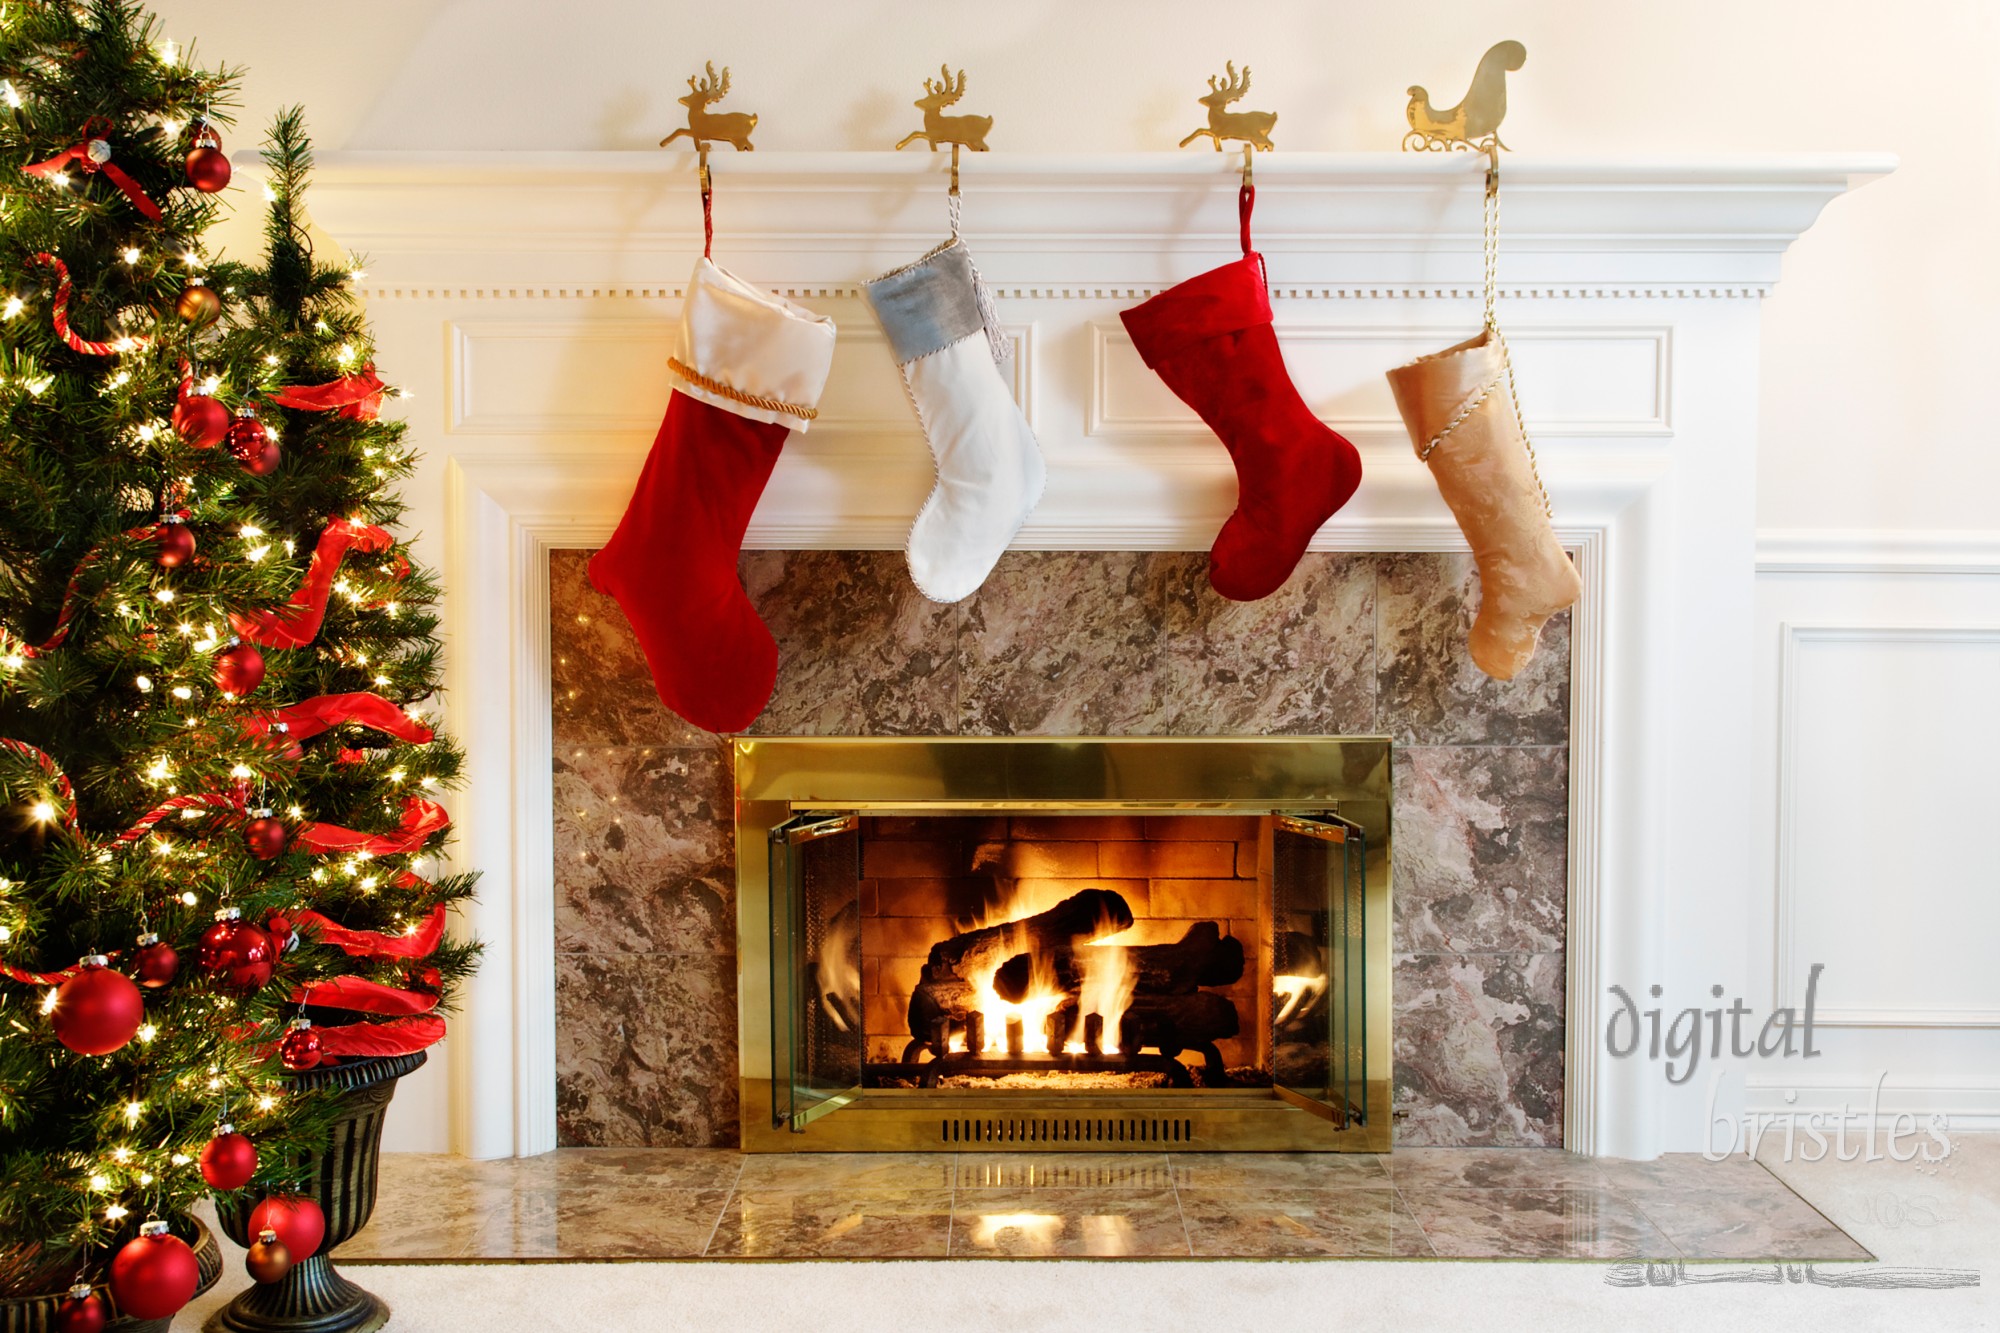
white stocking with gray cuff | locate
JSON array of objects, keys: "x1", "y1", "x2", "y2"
[{"x1": 866, "y1": 238, "x2": 1044, "y2": 603}]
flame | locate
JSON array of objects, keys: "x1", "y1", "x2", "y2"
[
  {"x1": 1073, "y1": 942, "x2": 1136, "y2": 1054},
  {"x1": 953, "y1": 872, "x2": 1137, "y2": 1058},
  {"x1": 815, "y1": 909, "x2": 861, "y2": 1034},
  {"x1": 964, "y1": 921, "x2": 1067, "y2": 1055},
  {"x1": 1273, "y1": 972, "x2": 1326, "y2": 1026}
]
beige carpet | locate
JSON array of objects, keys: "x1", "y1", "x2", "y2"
[{"x1": 173, "y1": 1137, "x2": 1996, "y2": 1333}]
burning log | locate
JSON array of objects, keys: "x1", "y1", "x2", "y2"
[
  {"x1": 991, "y1": 920, "x2": 1244, "y2": 1004},
  {"x1": 907, "y1": 975, "x2": 980, "y2": 1049},
  {"x1": 908, "y1": 967, "x2": 1241, "y2": 1055},
  {"x1": 924, "y1": 887, "x2": 1134, "y2": 983},
  {"x1": 1121, "y1": 990, "x2": 1240, "y2": 1053}
]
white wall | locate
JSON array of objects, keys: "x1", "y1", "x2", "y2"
[
  {"x1": 153, "y1": 0, "x2": 2000, "y2": 531},
  {"x1": 146, "y1": 0, "x2": 2000, "y2": 1149}
]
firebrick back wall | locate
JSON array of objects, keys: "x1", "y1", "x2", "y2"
[{"x1": 547, "y1": 548, "x2": 1572, "y2": 1149}]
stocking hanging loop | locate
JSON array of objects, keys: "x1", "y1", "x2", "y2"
[
  {"x1": 1238, "y1": 183, "x2": 1255, "y2": 257},
  {"x1": 1479, "y1": 149, "x2": 1552, "y2": 519},
  {"x1": 658, "y1": 60, "x2": 758, "y2": 261},
  {"x1": 699, "y1": 144, "x2": 714, "y2": 258}
]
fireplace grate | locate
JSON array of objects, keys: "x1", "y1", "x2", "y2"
[{"x1": 941, "y1": 1115, "x2": 1197, "y2": 1145}]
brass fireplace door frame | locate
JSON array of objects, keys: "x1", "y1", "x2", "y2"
[{"x1": 733, "y1": 736, "x2": 1392, "y2": 1152}]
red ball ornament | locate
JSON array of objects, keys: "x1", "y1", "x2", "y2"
[
  {"x1": 185, "y1": 145, "x2": 231, "y2": 192},
  {"x1": 133, "y1": 932, "x2": 179, "y2": 989},
  {"x1": 175, "y1": 278, "x2": 220, "y2": 326},
  {"x1": 248, "y1": 1195, "x2": 325, "y2": 1261},
  {"x1": 244, "y1": 434, "x2": 282, "y2": 476},
  {"x1": 226, "y1": 408, "x2": 267, "y2": 463},
  {"x1": 107, "y1": 1221, "x2": 199, "y2": 1321},
  {"x1": 172, "y1": 392, "x2": 230, "y2": 448},
  {"x1": 199, "y1": 908, "x2": 275, "y2": 993},
  {"x1": 278, "y1": 1018, "x2": 322, "y2": 1072},
  {"x1": 50, "y1": 957, "x2": 144, "y2": 1056},
  {"x1": 215, "y1": 638, "x2": 265, "y2": 697},
  {"x1": 199, "y1": 1122, "x2": 258, "y2": 1191},
  {"x1": 54, "y1": 1284, "x2": 105, "y2": 1333},
  {"x1": 245, "y1": 1227, "x2": 293, "y2": 1284},
  {"x1": 185, "y1": 120, "x2": 231, "y2": 193},
  {"x1": 245, "y1": 810, "x2": 288, "y2": 861},
  {"x1": 153, "y1": 517, "x2": 195, "y2": 569}
]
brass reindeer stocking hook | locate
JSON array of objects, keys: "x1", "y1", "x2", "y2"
[
  {"x1": 660, "y1": 60, "x2": 759, "y2": 258},
  {"x1": 894, "y1": 64, "x2": 993, "y2": 236},
  {"x1": 1179, "y1": 60, "x2": 1276, "y2": 191}
]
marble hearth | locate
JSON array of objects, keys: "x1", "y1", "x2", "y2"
[{"x1": 548, "y1": 547, "x2": 1570, "y2": 1150}]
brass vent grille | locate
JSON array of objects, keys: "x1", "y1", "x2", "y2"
[{"x1": 941, "y1": 1116, "x2": 1197, "y2": 1145}]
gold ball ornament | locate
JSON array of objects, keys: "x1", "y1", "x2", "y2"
[
  {"x1": 175, "y1": 279, "x2": 220, "y2": 326},
  {"x1": 245, "y1": 1227, "x2": 293, "y2": 1284}
]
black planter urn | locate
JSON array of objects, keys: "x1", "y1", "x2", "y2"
[
  {"x1": 0, "y1": 1215, "x2": 223, "y2": 1333},
  {"x1": 207, "y1": 1050, "x2": 426, "y2": 1333}
]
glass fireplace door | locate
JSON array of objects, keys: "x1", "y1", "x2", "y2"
[
  {"x1": 1270, "y1": 812, "x2": 1366, "y2": 1127},
  {"x1": 768, "y1": 812, "x2": 864, "y2": 1130}
]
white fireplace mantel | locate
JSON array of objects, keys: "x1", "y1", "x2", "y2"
[{"x1": 316, "y1": 152, "x2": 1889, "y2": 1160}]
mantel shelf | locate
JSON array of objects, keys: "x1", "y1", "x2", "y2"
[{"x1": 296, "y1": 150, "x2": 1894, "y2": 291}]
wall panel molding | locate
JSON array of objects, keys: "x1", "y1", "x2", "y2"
[
  {"x1": 1757, "y1": 529, "x2": 2000, "y2": 575},
  {"x1": 1773, "y1": 621, "x2": 2000, "y2": 1028}
]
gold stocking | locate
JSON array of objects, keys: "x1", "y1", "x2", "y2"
[{"x1": 1387, "y1": 329, "x2": 1579, "y2": 679}]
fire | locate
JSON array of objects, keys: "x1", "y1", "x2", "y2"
[
  {"x1": 950, "y1": 877, "x2": 1138, "y2": 1058},
  {"x1": 1070, "y1": 942, "x2": 1136, "y2": 1055},
  {"x1": 1272, "y1": 972, "x2": 1326, "y2": 1025}
]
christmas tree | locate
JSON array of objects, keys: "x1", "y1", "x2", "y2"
[{"x1": 0, "y1": 1, "x2": 473, "y2": 1314}]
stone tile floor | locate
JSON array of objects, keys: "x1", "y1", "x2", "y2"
[{"x1": 336, "y1": 1148, "x2": 1870, "y2": 1262}]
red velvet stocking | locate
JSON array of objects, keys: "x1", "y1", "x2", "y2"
[
  {"x1": 1120, "y1": 187, "x2": 1361, "y2": 601},
  {"x1": 589, "y1": 392, "x2": 789, "y2": 733}
]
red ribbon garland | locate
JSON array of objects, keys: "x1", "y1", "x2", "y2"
[
  {"x1": 268, "y1": 365, "x2": 387, "y2": 422},
  {"x1": 229, "y1": 517, "x2": 394, "y2": 649},
  {"x1": 317, "y1": 1014, "x2": 446, "y2": 1057},
  {"x1": 293, "y1": 796, "x2": 449, "y2": 856},
  {"x1": 24, "y1": 252, "x2": 147, "y2": 357},
  {"x1": 296, "y1": 901, "x2": 447, "y2": 960},
  {"x1": 6, "y1": 513, "x2": 396, "y2": 664},
  {"x1": 23, "y1": 120, "x2": 162, "y2": 221},
  {"x1": 293, "y1": 974, "x2": 439, "y2": 1015},
  {"x1": 245, "y1": 692, "x2": 435, "y2": 759}
]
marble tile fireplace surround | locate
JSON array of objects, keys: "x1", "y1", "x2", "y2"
[
  {"x1": 311, "y1": 151, "x2": 1881, "y2": 1159},
  {"x1": 548, "y1": 548, "x2": 1567, "y2": 1150}
]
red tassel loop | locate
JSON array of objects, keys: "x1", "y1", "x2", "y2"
[{"x1": 26, "y1": 252, "x2": 148, "y2": 356}]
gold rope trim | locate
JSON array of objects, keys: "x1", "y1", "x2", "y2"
[{"x1": 668, "y1": 357, "x2": 819, "y2": 422}]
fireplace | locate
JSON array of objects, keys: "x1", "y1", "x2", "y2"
[{"x1": 735, "y1": 736, "x2": 1391, "y2": 1151}]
